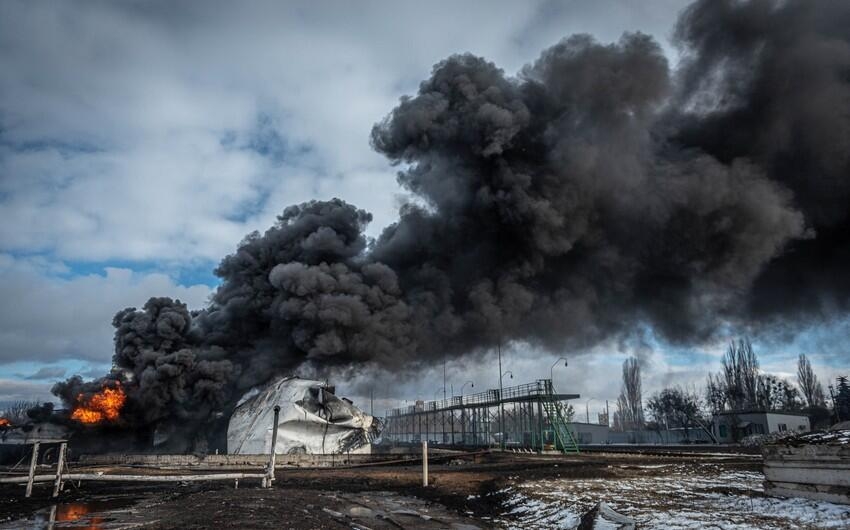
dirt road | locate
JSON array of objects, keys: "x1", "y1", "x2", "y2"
[{"x1": 0, "y1": 452, "x2": 765, "y2": 529}]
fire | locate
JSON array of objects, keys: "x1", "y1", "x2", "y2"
[
  {"x1": 71, "y1": 383, "x2": 126, "y2": 424},
  {"x1": 0, "y1": 417, "x2": 10, "y2": 427},
  {"x1": 56, "y1": 503, "x2": 105, "y2": 528}
]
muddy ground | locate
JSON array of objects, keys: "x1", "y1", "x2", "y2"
[{"x1": 0, "y1": 452, "x2": 763, "y2": 529}]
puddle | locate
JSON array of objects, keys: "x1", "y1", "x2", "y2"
[{"x1": 4, "y1": 498, "x2": 136, "y2": 529}]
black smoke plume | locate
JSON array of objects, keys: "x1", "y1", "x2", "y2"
[{"x1": 53, "y1": 0, "x2": 850, "y2": 449}]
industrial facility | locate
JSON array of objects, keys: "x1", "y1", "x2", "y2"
[{"x1": 384, "y1": 379, "x2": 580, "y2": 453}]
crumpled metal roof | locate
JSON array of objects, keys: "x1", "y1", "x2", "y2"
[{"x1": 227, "y1": 376, "x2": 379, "y2": 455}]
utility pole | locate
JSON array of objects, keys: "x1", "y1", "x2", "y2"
[
  {"x1": 498, "y1": 340, "x2": 504, "y2": 450},
  {"x1": 443, "y1": 360, "x2": 447, "y2": 445}
]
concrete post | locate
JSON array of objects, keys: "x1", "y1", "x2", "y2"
[
  {"x1": 52, "y1": 442, "x2": 67, "y2": 497},
  {"x1": 422, "y1": 440, "x2": 428, "y2": 487},
  {"x1": 26, "y1": 442, "x2": 40, "y2": 498},
  {"x1": 265, "y1": 405, "x2": 281, "y2": 488}
]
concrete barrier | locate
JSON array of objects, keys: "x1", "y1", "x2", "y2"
[
  {"x1": 77, "y1": 447, "x2": 466, "y2": 469},
  {"x1": 763, "y1": 444, "x2": 850, "y2": 504}
]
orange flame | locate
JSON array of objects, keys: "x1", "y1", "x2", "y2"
[
  {"x1": 55, "y1": 503, "x2": 105, "y2": 528},
  {"x1": 0, "y1": 417, "x2": 10, "y2": 427},
  {"x1": 71, "y1": 383, "x2": 126, "y2": 424}
]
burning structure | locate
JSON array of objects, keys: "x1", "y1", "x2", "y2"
[
  {"x1": 227, "y1": 377, "x2": 378, "y2": 455},
  {"x1": 70, "y1": 383, "x2": 126, "y2": 425},
  {"x1": 39, "y1": 0, "x2": 850, "y2": 455}
]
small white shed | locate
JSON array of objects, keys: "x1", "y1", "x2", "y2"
[{"x1": 712, "y1": 410, "x2": 810, "y2": 443}]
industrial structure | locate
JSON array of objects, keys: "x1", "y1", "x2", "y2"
[
  {"x1": 384, "y1": 379, "x2": 581, "y2": 453},
  {"x1": 227, "y1": 377, "x2": 379, "y2": 455}
]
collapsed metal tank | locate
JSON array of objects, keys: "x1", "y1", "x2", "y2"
[{"x1": 227, "y1": 376, "x2": 380, "y2": 455}]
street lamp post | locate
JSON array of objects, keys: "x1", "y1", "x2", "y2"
[
  {"x1": 433, "y1": 389, "x2": 443, "y2": 444},
  {"x1": 549, "y1": 357, "x2": 568, "y2": 393},
  {"x1": 459, "y1": 380, "x2": 473, "y2": 445}
]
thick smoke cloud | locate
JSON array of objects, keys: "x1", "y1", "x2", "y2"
[
  {"x1": 671, "y1": 0, "x2": 850, "y2": 322},
  {"x1": 53, "y1": 0, "x2": 849, "y2": 449},
  {"x1": 371, "y1": 32, "x2": 803, "y2": 349}
]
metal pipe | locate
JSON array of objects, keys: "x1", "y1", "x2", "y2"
[
  {"x1": 265, "y1": 405, "x2": 281, "y2": 487},
  {"x1": 1, "y1": 473, "x2": 266, "y2": 484},
  {"x1": 538, "y1": 399, "x2": 544, "y2": 453},
  {"x1": 499, "y1": 371, "x2": 513, "y2": 448}
]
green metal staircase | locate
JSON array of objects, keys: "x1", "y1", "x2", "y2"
[{"x1": 543, "y1": 400, "x2": 580, "y2": 454}]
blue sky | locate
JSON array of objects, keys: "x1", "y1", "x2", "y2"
[{"x1": 0, "y1": 0, "x2": 846, "y2": 417}]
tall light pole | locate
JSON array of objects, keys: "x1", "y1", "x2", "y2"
[
  {"x1": 434, "y1": 389, "x2": 445, "y2": 444},
  {"x1": 459, "y1": 380, "x2": 473, "y2": 447},
  {"x1": 550, "y1": 357, "x2": 568, "y2": 392},
  {"x1": 500, "y1": 370, "x2": 513, "y2": 449},
  {"x1": 443, "y1": 360, "x2": 447, "y2": 401},
  {"x1": 497, "y1": 341, "x2": 504, "y2": 450},
  {"x1": 586, "y1": 398, "x2": 596, "y2": 424}
]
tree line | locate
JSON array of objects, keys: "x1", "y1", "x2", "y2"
[{"x1": 611, "y1": 339, "x2": 849, "y2": 438}]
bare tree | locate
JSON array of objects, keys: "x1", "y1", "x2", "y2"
[
  {"x1": 647, "y1": 386, "x2": 717, "y2": 443},
  {"x1": 756, "y1": 374, "x2": 801, "y2": 411},
  {"x1": 620, "y1": 357, "x2": 644, "y2": 429},
  {"x1": 797, "y1": 354, "x2": 826, "y2": 407},
  {"x1": 833, "y1": 376, "x2": 850, "y2": 422},
  {"x1": 613, "y1": 395, "x2": 627, "y2": 431},
  {"x1": 722, "y1": 338, "x2": 760, "y2": 410},
  {"x1": 705, "y1": 373, "x2": 727, "y2": 413},
  {"x1": 0, "y1": 400, "x2": 40, "y2": 424}
]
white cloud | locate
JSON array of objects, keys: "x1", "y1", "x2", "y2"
[
  {"x1": 0, "y1": 254, "x2": 212, "y2": 365},
  {"x1": 0, "y1": 379, "x2": 55, "y2": 403},
  {"x1": 21, "y1": 366, "x2": 67, "y2": 380},
  {"x1": 0, "y1": 0, "x2": 688, "y2": 262}
]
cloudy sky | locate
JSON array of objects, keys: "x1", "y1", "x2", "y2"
[{"x1": 1, "y1": 0, "x2": 845, "y2": 419}]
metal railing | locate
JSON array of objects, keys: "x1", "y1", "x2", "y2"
[{"x1": 386, "y1": 379, "x2": 556, "y2": 417}]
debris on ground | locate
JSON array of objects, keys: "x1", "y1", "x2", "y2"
[
  {"x1": 765, "y1": 429, "x2": 850, "y2": 447},
  {"x1": 577, "y1": 501, "x2": 635, "y2": 530}
]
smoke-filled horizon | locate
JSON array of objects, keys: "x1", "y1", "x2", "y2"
[{"x1": 54, "y1": 0, "x2": 850, "y2": 445}]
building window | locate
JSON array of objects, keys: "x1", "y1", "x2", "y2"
[
  {"x1": 719, "y1": 425, "x2": 728, "y2": 437},
  {"x1": 778, "y1": 423, "x2": 787, "y2": 432}
]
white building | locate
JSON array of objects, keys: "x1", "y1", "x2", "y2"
[
  {"x1": 566, "y1": 422, "x2": 610, "y2": 444},
  {"x1": 712, "y1": 410, "x2": 810, "y2": 443}
]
